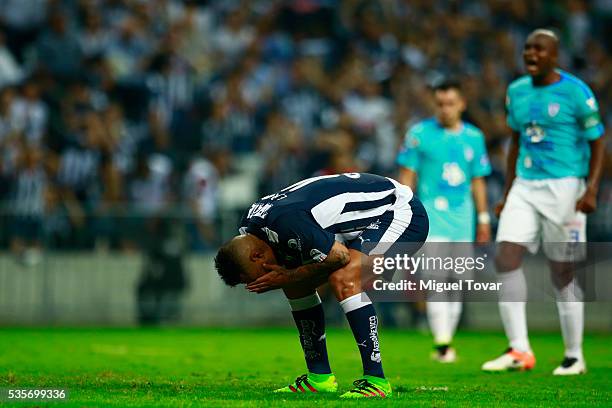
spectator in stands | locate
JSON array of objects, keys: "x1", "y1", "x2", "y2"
[
  {"x1": 257, "y1": 107, "x2": 306, "y2": 195},
  {"x1": 0, "y1": 0, "x2": 607, "y2": 250},
  {"x1": 10, "y1": 79, "x2": 48, "y2": 146},
  {"x1": 0, "y1": 0, "x2": 48, "y2": 62},
  {"x1": 0, "y1": 87, "x2": 20, "y2": 180},
  {"x1": 136, "y1": 213, "x2": 188, "y2": 325},
  {"x1": 35, "y1": 10, "x2": 82, "y2": 78},
  {"x1": 183, "y1": 150, "x2": 220, "y2": 250},
  {"x1": 8, "y1": 146, "x2": 47, "y2": 265},
  {"x1": 0, "y1": 30, "x2": 24, "y2": 88}
]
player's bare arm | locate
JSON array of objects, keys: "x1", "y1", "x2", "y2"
[
  {"x1": 495, "y1": 130, "x2": 520, "y2": 217},
  {"x1": 246, "y1": 241, "x2": 350, "y2": 293},
  {"x1": 576, "y1": 136, "x2": 605, "y2": 214},
  {"x1": 398, "y1": 167, "x2": 417, "y2": 190},
  {"x1": 472, "y1": 177, "x2": 491, "y2": 243}
]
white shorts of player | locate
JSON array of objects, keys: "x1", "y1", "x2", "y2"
[{"x1": 496, "y1": 177, "x2": 586, "y2": 262}]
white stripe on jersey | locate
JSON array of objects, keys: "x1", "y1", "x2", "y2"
[
  {"x1": 368, "y1": 208, "x2": 414, "y2": 255},
  {"x1": 385, "y1": 177, "x2": 414, "y2": 205},
  {"x1": 311, "y1": 188, "x2": 396, "y2": 228},
  {"x1": 281, "y1": 174, "x2": 343, "y2": 193},
  {"x1": 334, "y1": 231, "x2": 362, "y2": 243}
]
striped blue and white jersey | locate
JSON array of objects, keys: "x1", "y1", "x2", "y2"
[
  {"x1": 239, "y1": 173, "x2": 416, "y2": 267},
  {"x1": 11, "y1": 167, "x2": 46, "y2": 217}
]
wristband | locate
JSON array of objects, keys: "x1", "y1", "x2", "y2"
[{"x1": 478, "y1": 212, "x2": 491, "y2": 225}]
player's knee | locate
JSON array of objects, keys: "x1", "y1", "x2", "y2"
[
  {"x1": 495, "y1": 243, "x2": 524, "y2": 272},
  {"x1": 328, "y1": 267, "x2": 360, "y2": 301},
  {"x1": 494, "y1": 254, "x2": 521, "y2": 272},
  {"x1": 549, "y1": 262, "x2": 575, "y2": 289}
]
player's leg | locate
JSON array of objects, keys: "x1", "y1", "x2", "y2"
[
  {"x1": 424, "y1": 242, "x2": 465, "y2": 363},
  {"x1": 483, "y1": 182, "x2": 538, "y2": 371},
  {"x1": 327, "y1": 250, "x2": 391, "y2": 397},
  {"x1": 549, "y1": 260, "x2": 586, "y2": 375},
  {"x1": 335, "y1": 197, "x2": 428, "y2": 398},
  {"x1": 496, "y1": 242, "x2": 531, "y2": 351},
  {"x1": 542, "y1": 203, "x2": 587, "y2": 376},
  {"x1": 482, "y1": 240, "x2": 536, "y2": 371},
  {"x1": 427, "y1": 284, "x2": 459, "y2": 363},
  {"x1": 444, "y1": 244, "x2": 469, "y2": 359},
  {"x1": 274, "y1": 281, "x2": 338, "y2": 393}
]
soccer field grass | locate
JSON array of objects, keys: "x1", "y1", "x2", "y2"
[{"x1": 0, "y1": 328, "x2": 610, "y2": 407}]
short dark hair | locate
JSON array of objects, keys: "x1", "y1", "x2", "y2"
[
  {"x1": 214, "y1": 240, "x2": 245, "y2": 287},
  {"x1": 432, "y1": 78, "x2": 462, "y2": 93}
]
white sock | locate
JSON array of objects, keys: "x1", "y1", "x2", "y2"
[
  {"x1": 288, "y1": 293, "x2": 322, "y2": 311},
  {"x1": 339, "y1": 292, "x2": 372, "y2": 313},
  {"x1": 555, "y1": 280, "x2": 584, "y2": 360},
  {"x1": 498, "y1": 268, "x2": 530, "y2": 352},
  {"x1": 427, "y1": 301, "x2": 452, "y2": 345},
  {"x1": 448, "y1": 301, "x2": 462, "y2": 337}
]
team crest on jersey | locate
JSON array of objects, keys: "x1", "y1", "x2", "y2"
[
  {"x1": 464, "y1": 147, "x2": 474, "y2": 161},
  {"x1": 287, "y1": 238, "x2": 301, "y2": 250},
  {"x1": 548, "y1": 102, "x2": 560, "y2": 117}
]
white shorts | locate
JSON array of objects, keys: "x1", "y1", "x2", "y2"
[{"x1": 496, "y1": 177, "x2": 586, "y2": 262}]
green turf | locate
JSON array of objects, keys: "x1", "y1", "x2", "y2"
[{"x1": 0, "y1": 327, "x2": 610, "y2": 407}]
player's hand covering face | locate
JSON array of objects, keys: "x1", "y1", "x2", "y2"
[{"x1": 246, "y1": 264, "x2": 294, "y2": 293}]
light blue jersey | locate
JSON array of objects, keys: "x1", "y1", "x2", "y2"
[
  {"x1": 396, "y1": 118, "x2": 491, "y2": 241},
  {"x1": 506, "y1": 70, "x2": 604, "y2": 180}
]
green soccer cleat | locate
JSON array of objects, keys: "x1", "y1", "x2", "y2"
[
  {"x1": 340, "y1": 376, "x2": 392, "y2": 398},
  {"x1": 273, "y1": 373, "x2": 338, "y2": 393}
]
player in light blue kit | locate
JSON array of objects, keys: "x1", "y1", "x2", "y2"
[
  {"x1": 397, "y1": 79, "x2": 492, "y2": 362},
  {"x1": 482, "y1": 29, "x2": 605, "y2": 375}
]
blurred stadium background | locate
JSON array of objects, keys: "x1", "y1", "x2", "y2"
[{"x1": 0, "y1": 0, "x2": 611, "y2": 330}]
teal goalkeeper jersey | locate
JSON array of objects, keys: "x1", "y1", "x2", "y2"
[
  {"x1": 396, "y1": 118, "x2": 491, "y2": 241},
  {"x1": 506, "y1": 70, "x2": 605, "y2": 180}
]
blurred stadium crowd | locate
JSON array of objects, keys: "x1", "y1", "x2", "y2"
[{"x1": 0, "y1": 0, "x2": 611, "y2": 256}]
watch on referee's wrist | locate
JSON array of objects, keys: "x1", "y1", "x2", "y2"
[{"x1": 478, "y1": 212, "x2": 491, "y2": 225}]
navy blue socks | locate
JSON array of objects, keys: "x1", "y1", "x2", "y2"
[
  {"x1": 341, "y1": 292, "x2": 385, "y2": 378},
  {"x1": 288, "y1": 293, "x2": 332, "y2": 374}
]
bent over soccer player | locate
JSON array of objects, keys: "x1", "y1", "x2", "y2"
[{"x1": 215, "y1": 173, "x2": 428, "y2": 398}]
